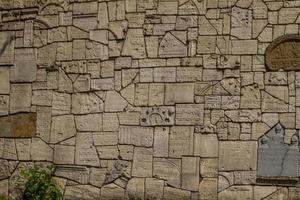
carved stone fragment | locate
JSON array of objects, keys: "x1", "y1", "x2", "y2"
[
  {"x1": 140, "y1": 106, "x2": 175, "y2": 126},
  {"x1": 266, "y1": 35, "x2": 300, "y2": 71}
]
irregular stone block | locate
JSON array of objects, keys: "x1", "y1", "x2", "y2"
[
  {"x1": 0, "y1": 113, "x2": 36, "y2": 137},
  {"x1": 163, "y1": 187, "x2": 190, "y2": 200},
  {"x1": 89, "y1": 167, "x2": 106, "y2": 187},
  {"x1": 0, "y1": 67, "x2": 9, "y2": 94},
  {"x1": 169, "y1": 126, "x2": 193, "y2": 158},
  {"x1": 153, "y1": 127, "x2": 169, "y2": 157},
  {"x1": 55, "y1": 165, "x2": 89, "y2": 184},
  {"x1": 101, "y1": 183, "x2": 124, "y2": 200},
  {"x1": 165, "y1": 83, "x2": 194, "y2": 105},
  {"x1": 64, "y1": 185, "x2": 100, "y2": 200},
  {"x1": 72, "y1": 93, "x2": 103, "y2": 114},
  {"x1": 122, "y1": 29, "x2": 146, "y2": 59},
  {"x1": 218, "y1": 186, "x2": 252, "y2": 200},
  {"x1": 50, "y1": 115, "x2": 76, "y2": 143},
  {"x1": 0, "y1": 32, "x2": 14, "y2": 65},
  {"x1": 219, "y1": 141, "x2": 257, "y2": 171},
  {"x1": 0, "y1": 138, "x2": 17, "y2": 160},
  {"x1": 231, "y1": 7, "x2": 252, "y2": 39},
  {"x1": 194, "y1": 134, "x2": 218, "y2": 157},
  {"x1": 153, "y1": 158, "x2": 181, "y2": 188},
  {"x1": 159, "y1": 32, "x2": 187, "y2": 58},
  {"x1": 31, "y1": 138, "x2": 53, "y2": 161},
  {"x1": 175, "y1": 104, "x2": 204, "y2": 125},
  {"x1": 132, "y1": 147, "x2": 153, "y2": 177},
  {"x1": 0, "y1": 95, "x2": 9, "y2": 116},
  {"x1": 104, "y1": 91, "x2": 128, "y2": 112},
  {"x1": 182, "y1": 157, "x2": 200, "y2": 191},
  {"x1": 54, "y1": 145, "x2": 75, "y2": 165},
  {"x1": 104, "y1": 160, "x2": 130, "y2": 184},
  {"x1": 140, "y1": 106, "x2": 175, "y2": 126},
  {"x1": 199, "y1": 178, "x2": 218, "y2": 200},
  {"x1": 119, "y1": 126, "x2": 153, "y2": 147},
  {"x1": 257, "y1": 123, "x2": 299, "y2": 180},
  {"x1": 93, "y1": 132, "x2": 118, "y2": 146},
  {"x1": 125, "y1": 178, "x2": 145, "y2": 200},
  {"x1": 10, "y1": 84, "x2": 32, "y2": 114},
  {"x1": 75, "y1": 114, "x2": 102, "y2": 132}
]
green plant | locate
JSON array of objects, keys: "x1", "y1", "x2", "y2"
[
  {"x1": 15, "y1": 165, "x2": 61, "y2": 200},
  {"x1": 0, "y1": 195, "x2": 8, "y2": 200}
]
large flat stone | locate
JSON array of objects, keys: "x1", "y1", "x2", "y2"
[{"x1": 0, "y1": 113, "x2": 36, "y2": 137}]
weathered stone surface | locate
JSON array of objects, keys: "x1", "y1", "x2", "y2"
[
  {"x1": 225, "y1": 109, "x2": 261, "y2": 122},
  {"x1": 93, "y1": 131, "x2": 118, "y2": 146},
  {"x1": 101, "y1": 183, "x2": 124, "y2": 200},
  {"x1": 125, "y1": 178, "x2": 145, "y2": 200},
  {"x1": 105, "y1": 91, "x2": 128, "y2": 112},
  {"x1": 0, "y1": 113, "x2": 36, "y2": 137},
  {"x1": 153, "y1": 127, "x2": 169, "y2": 157},
  {"x1": 241, "y1": 85, "x2": 261, "y2": 108},
  {"x1": 218, "y1": 186, "x2": 253, "y2": 200},
  {"x1": 75, "y1": 114, "x2": 102, "y2": 132},
  {"x1": 55, "y1": 165, "x2": 89, "y2": 184},
  {"x1": 64, "y1": 185, "x2": 100, "y2": 200},
  {"x1": 16, "y1": 139, "x2": 31, "y2": 160},
  {"x1": 219, "y1": 141, "x2": 257, "y2": 171},
  {"x1": 0, "y1": 138, "x2": 17, "y2": 160},
  {"x1": 31, "y1": 138, "x2": 53, "y2": 161},
  {"x1": 0, "y1": 67, "x2": 9, "y2": 94},
  {"x1": 122, "y1": 29, "x2": 146, "y2": 58},
  {"x1": 132, "y1": 147, "x2": 153, "y2": 177},
  {"x1": 182, "y1": 157, "x2": 200, "y2": 191},
  {"x1": 258, "y1": 123, "x2": 299, "y2": 179},
  {"x1": 163, "y1": 187, "x2": 190, "y2": 200},
  {"x1": 0, "y1": 95, "x2": 9, "y2": 116},
  {"x1": 194, "y1": 134, "x2": 218, "y2": 157},
  {"x1": 266, "y1": 35, "x2": 300, "y2": 71},
  {"x1": 54, "y1": 145, "x2": 75, "y2": 165},
  {"x1": 75, "y1": 132, "x2": 100, "y2": 167},
  {"x1": 145, "y1": 178, "x2": 164, "y2": 200},
  {"x1": 169, "y1": 126, "x2": 193, "y2": 158},
  {"x1": 97, "y1": 146, "x2": 119, "y2": 159},
  {"x1": 199, "y1": 178, "x2": 218, "y2": 200},
  {"x1": 175, "y1": 104, "x2": 204, "y2": 125},
  {"x1": 10, "y1": 84, "x2": 31, "y2": 113},
  {"x1": 231, "y1": 7, "x2": 252, "y2": 39},
  {"x1": 0, "y1": 32, "x2": 14, "y2": 65},
  {"x1": 104, "y1": 160, "x2": 130, "y2": 184},
  {"x1": 89, "y1": 167, "x2": 106, "y2": 187},
  {"x1": 50, "y1": 115, "x2": 76, "y2": 143},
  {"x1": 72, "y1": 93, "x2": 103, "y2": 114},
  {"x1": 201, "y1": 158, "x2": 218, "y2": 178},
  {"x1": 119, "y1": 126, "x2": 153, "y2": 147},
  {"x1": 153, "y1": 158, "x2": 181, "y2": 188},
  {"x1": 159, "y1": 32, "x2": 187, "y2": 58},
  {"x1": 140, "y1": 106, "x2": 175, "y2": 126},
  {"x1": 165, "y1": 83, "x2": 194, "y2": 105},
  {"x1": 0, "y1": 160, "x2": 10, "y2": 180},
  {"x1": 52, "y1": 92, "x2": 71, "y2": 115}
]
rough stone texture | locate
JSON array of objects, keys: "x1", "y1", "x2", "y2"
[{"x1": 1, "y1": 0, "x2": 300, "y2": 199}]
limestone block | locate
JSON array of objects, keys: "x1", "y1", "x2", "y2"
[
  {"x1": 154, "y1": 67, "x2": 176, "y2": 82},
  {"x1": 122, "y1": 29, "x2": 146, "y2": 59},
  {"x1": 135, "y1": 83, "x2": 149, "y2": 106},
  {"x1": 73, "y1": 15, "x2": 97, "y2": 32},
  {"x1": 0, "y1": 68, "x2": 9, "y2": 94},
  {"x1": 91, "y1": 78, "x2": 114, "y2": 91},
  {"x1": 157, "y1": 0, "x2": 177, "y2": 14},
  {"x1": 86, "y1": 41, "x2": 108, "y2": 60},
  {"x1": 0, "y1": 179, "x2": 8, "y2": 198},
  {"x1": 73, "y1": 75, "x2": 90, "y2": 92},
  {"x1": 54, "y1": 145, "x2": 75, "y2": 164},
  {"x1": 241, "y1": 85, "x2": 261, "y2": 108},
  {"x1": 153, "y1": 127, "x2": 169, "y2": 157},
  {"x1": 93, "y1": 132, "x2": 118, "y2": 146},
  {"x1": 278, "y1": 8, "x2": 300, "y2": 24},
  {"x1": 199, "y1": 178, "x2": 218, "y2": 200},
  {"x1": 262, "y1": 91, "x2": 289, "y2": 113},
  {"x1": 59, "y1": 12, "x2": 72, "y2": 26},
  {"x1": 149, "y1": 83, "x2": 164, "y2": 106},
  {"x1": 52, "y1": 92, "x2": 71, "y2": 115},
  {"x1": 118, "y1": 112, "x2": 140, "y2": 125},
  {"x1": 72, "y1": 40, "x2": 86, "y2": 60},
  {"x1": 64, "y1": 185, "x2": 100, "y2": 200},
  {"x1": 176, "y1": 67, "x2": 202, "y2": 82},
  {"x1": 105, "y1": 91, "x2": 128, "y2": 112},
  {"x1": 125, "y1": 178, "x2": 145, "y2": 200},
  {"x1": 141, "y1": 106, "x2": 175, "y2": 126},
  {"x1": 200, "y1": 158, "x2": 218, "y2": 178},
  {"x1": 219, "y1": 141, "x2": 257, "y2": 171},
  {"x1": 50, "y1": 114, "x2": 76, "y2": 143},
  {"x1": 132, "y1": 147, "x2": 153, "y2": 177},
  {"x1": 0, "y1": 32, "x2": 14, "y2": 65},
  {"x1": 165, "y1": 83, "x2": 194, "y2": 105},
  {"x1": 153, "y1": 158, "x2": 181, "y2": 187},
  {"x1": 182, "y1": 157, "x2": 200, "y2": 191},
  {"x1": 48, "y1": 27, "x2": 67, "y2": 43},
  {"x1": 159, "y1": 32, "x2": 187, "y2": 57},
  {"x1": 75, "y1": 114, "x2": 102, "y2": 132},
  {"x1": 109, "y1": 21, "x2": 128, "y2": 39},
  {"x1": 169, "y1": 126, "x2": 193, "y2": 158},
  {"x1": 103, "y1": 113, "x2": 119, "y2": 131},
  {"x1": 163, "y1": 187, "x2": 190, "y2": 200},
  {"x1": 16, "y1": 139, "x2": 31, "y2": 160},
  {"x1": 197, "y1": 36, "x2": 216, "y2": 54},
  {"x1": 98, "y1": 2, "x2": 108, "y2": 29},
  {"x1": 218, "y1": 186, "x2": 252, "y2": 200},
  {"x1": 32, "y1": 90, "x2": 52, "y2": 106},
  {"x1": 231, "y1": 7, "x2": 252, "y2": 39},
  {"x1": 101, "y1": 183, "x2": 124, "y2": 200},
  {"x1": 10, "y1": 84, "x2": 31, "y2": 114},
  {"x1": 225, "y1": 109, "x2": 261, "y2": 122},
  {"x1": 231, "y1": 40, "x2": 258, "y2": 54},
  {"x1": 194, "y1": 134, "x2": 218, "y2": 158},
  {"x1": 36, "y1": 107, "x2": 51, "y2": 142},
  {"x1": 119, "y1": 126, "x2": 153, "y2": 147},
  {"x1": 176, "y1": 104, "x2": 204, "y2": 125},
  {"x1": 0, "y1": 138, "x2": 17, "y2": 160},
  {"x1": 72, "y1": 93, "x2": 103, "y2": 114},
  {"x1": 58, "y1": 69, "x2": 73, "y2": 93},
  {"x1": 0, "y1": 95, "x2": 9, "y2": 116},
  {"x1": 31, "y1": 138, "x2": 53, "y2": 161},
  {"x1": 55, "y1": 165, "x2": 89, "y2": 184},
  {"x1": 145, "y1": 178, "x2": 164, "y2": 200},
  {"x1": 75, "y1": 132, "x2": 100, "y2": 167},
  {"x1": 97, "y1": 146, "x2": 119, "y2": 159},
  {"x1": 0, "y1": 160, "x2": 10, "y2": 180}
]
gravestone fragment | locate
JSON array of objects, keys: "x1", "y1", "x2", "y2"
[
  {"x1": 0, "y1": 113, "x2": 36, "y2": 137},
  {"x1": 266, "y1": 35, "x2": 300, "y2": 71},
  {"x1": 140, "y1": 106, "x2": 175, "y2": 126},
  {"x1": 257, "y1": 123, "x2": 299, "y2": 181}
]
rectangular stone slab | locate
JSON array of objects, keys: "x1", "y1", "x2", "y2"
[{"x1": 0, "y1": 113, "x2": 36, "y2": 137}]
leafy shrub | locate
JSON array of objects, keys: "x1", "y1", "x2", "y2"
[
  {"x1": 0, "y1": 195, "x2": 8, "y2": 200},
  {"x1": 15, "y1": 165, "x2": 61, "y2": 200}
]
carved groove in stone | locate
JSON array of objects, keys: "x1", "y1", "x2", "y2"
[{"x1": 140, "y1": 106, "x2": 175, "y2": 126}]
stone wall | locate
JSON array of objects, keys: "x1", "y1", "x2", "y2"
[{"x1": 0, "y1": 0, "x2": 300, "y2": 199}]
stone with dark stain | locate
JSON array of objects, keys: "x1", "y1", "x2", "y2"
[
  {"x1": 266, "y1": 35, "x2": 300, "y2": 71},
  {"x1": 0, "y1": 113, "x2": 36, "y2": 138},
  {"x1": 257, "y1": 123, "x2": 299, "y2": 180}
]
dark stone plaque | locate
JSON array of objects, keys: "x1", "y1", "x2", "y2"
[
  {"x1": 257, "y1": 123, "x2": 299, "y2": 181},
  {"x1": 266, "y1": 35, "x2": 300, "y2": 71},
  {"x1": 0, "y1": 113, "x2": 36, "y2": 138}
]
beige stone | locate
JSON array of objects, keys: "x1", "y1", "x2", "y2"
[
  {"x1": 169, "y1": 126, "x2": 193, "y2": 158},
  {"x1": 199, "y1": 178, "x2": 218, "y2": 200},
  {"x1": 0, "y1": 68, "x2": 9, "y2": 94},
  {"x1": 175, "y1": 104, "x2": 204, "y2": 125},
  {"x1": 163, "y1": 187, "x2": 190, "y2": 200},
  {"x1": 72, "y1": 93, "x2": 103, "y2": 114},
  {"x1": 119, "y1": 126, "x2": 153, "y2": 147},
  {"x1": 54, "y1": 145, "x2": 75, "y2": 164},
  {"x1": 125, "y1": 178, "x2": 145, "y2": 200},
  {"x1": 153, "y1": 127, "x2": 169, "y2": 157},
  {"x1": 194, "y1": 134, "x2": 218, "y2": 157},
  {"x1": 75, "y1": 114, "x2": 102, "y2": 132},
  {"x1": 132, "y1": 147, "x2": 153, "y2": 177},
  {"x1": 50, "y1": 115, "x2": 76, "y2": 144},
  {"x1": 218, "y1": 186, "x2": 253, "y2": 200},
  {"x1": 165, "y1": 83, "x2": 194, "y2": 105},
  {"x1": 32, "y1": 90, "x2": 52, "y2": 106},
  {"x1": 52, "y1": 92, "x2": 71, "y2": 115},
  {"x1": 65, "y1": 185, "x2": 100, "y2": 200},
  {"x1": 10, "y1": 84, "x2": 31, "y2": 114},
  {"x1": 31, "y1": 138, "x2": 53, "y2": 161},
  {"x1": 182, "y1": 157, "x2": 200, "y2": 191},
  {"x1": 145, "y1": 178, "x2": 164, "y2": 200},
  {"x1": 219, "y1": 141, "x2": 257, "y2": 171},
  {"x1": 101, "y1": 183, "x2": 124, "y2": 200},
  {"x1": 122, "y1": 29, "x2": 146, "y2": 58},
  {"x1": 231, "y1": 7, "x2": 252, "y2": 39},
  {"x1": 241, "y1": 85, "x2": 261, "y2": 108},
  {"x1": 0, "y1": 95, "x2": 9, "y2": 116}
]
